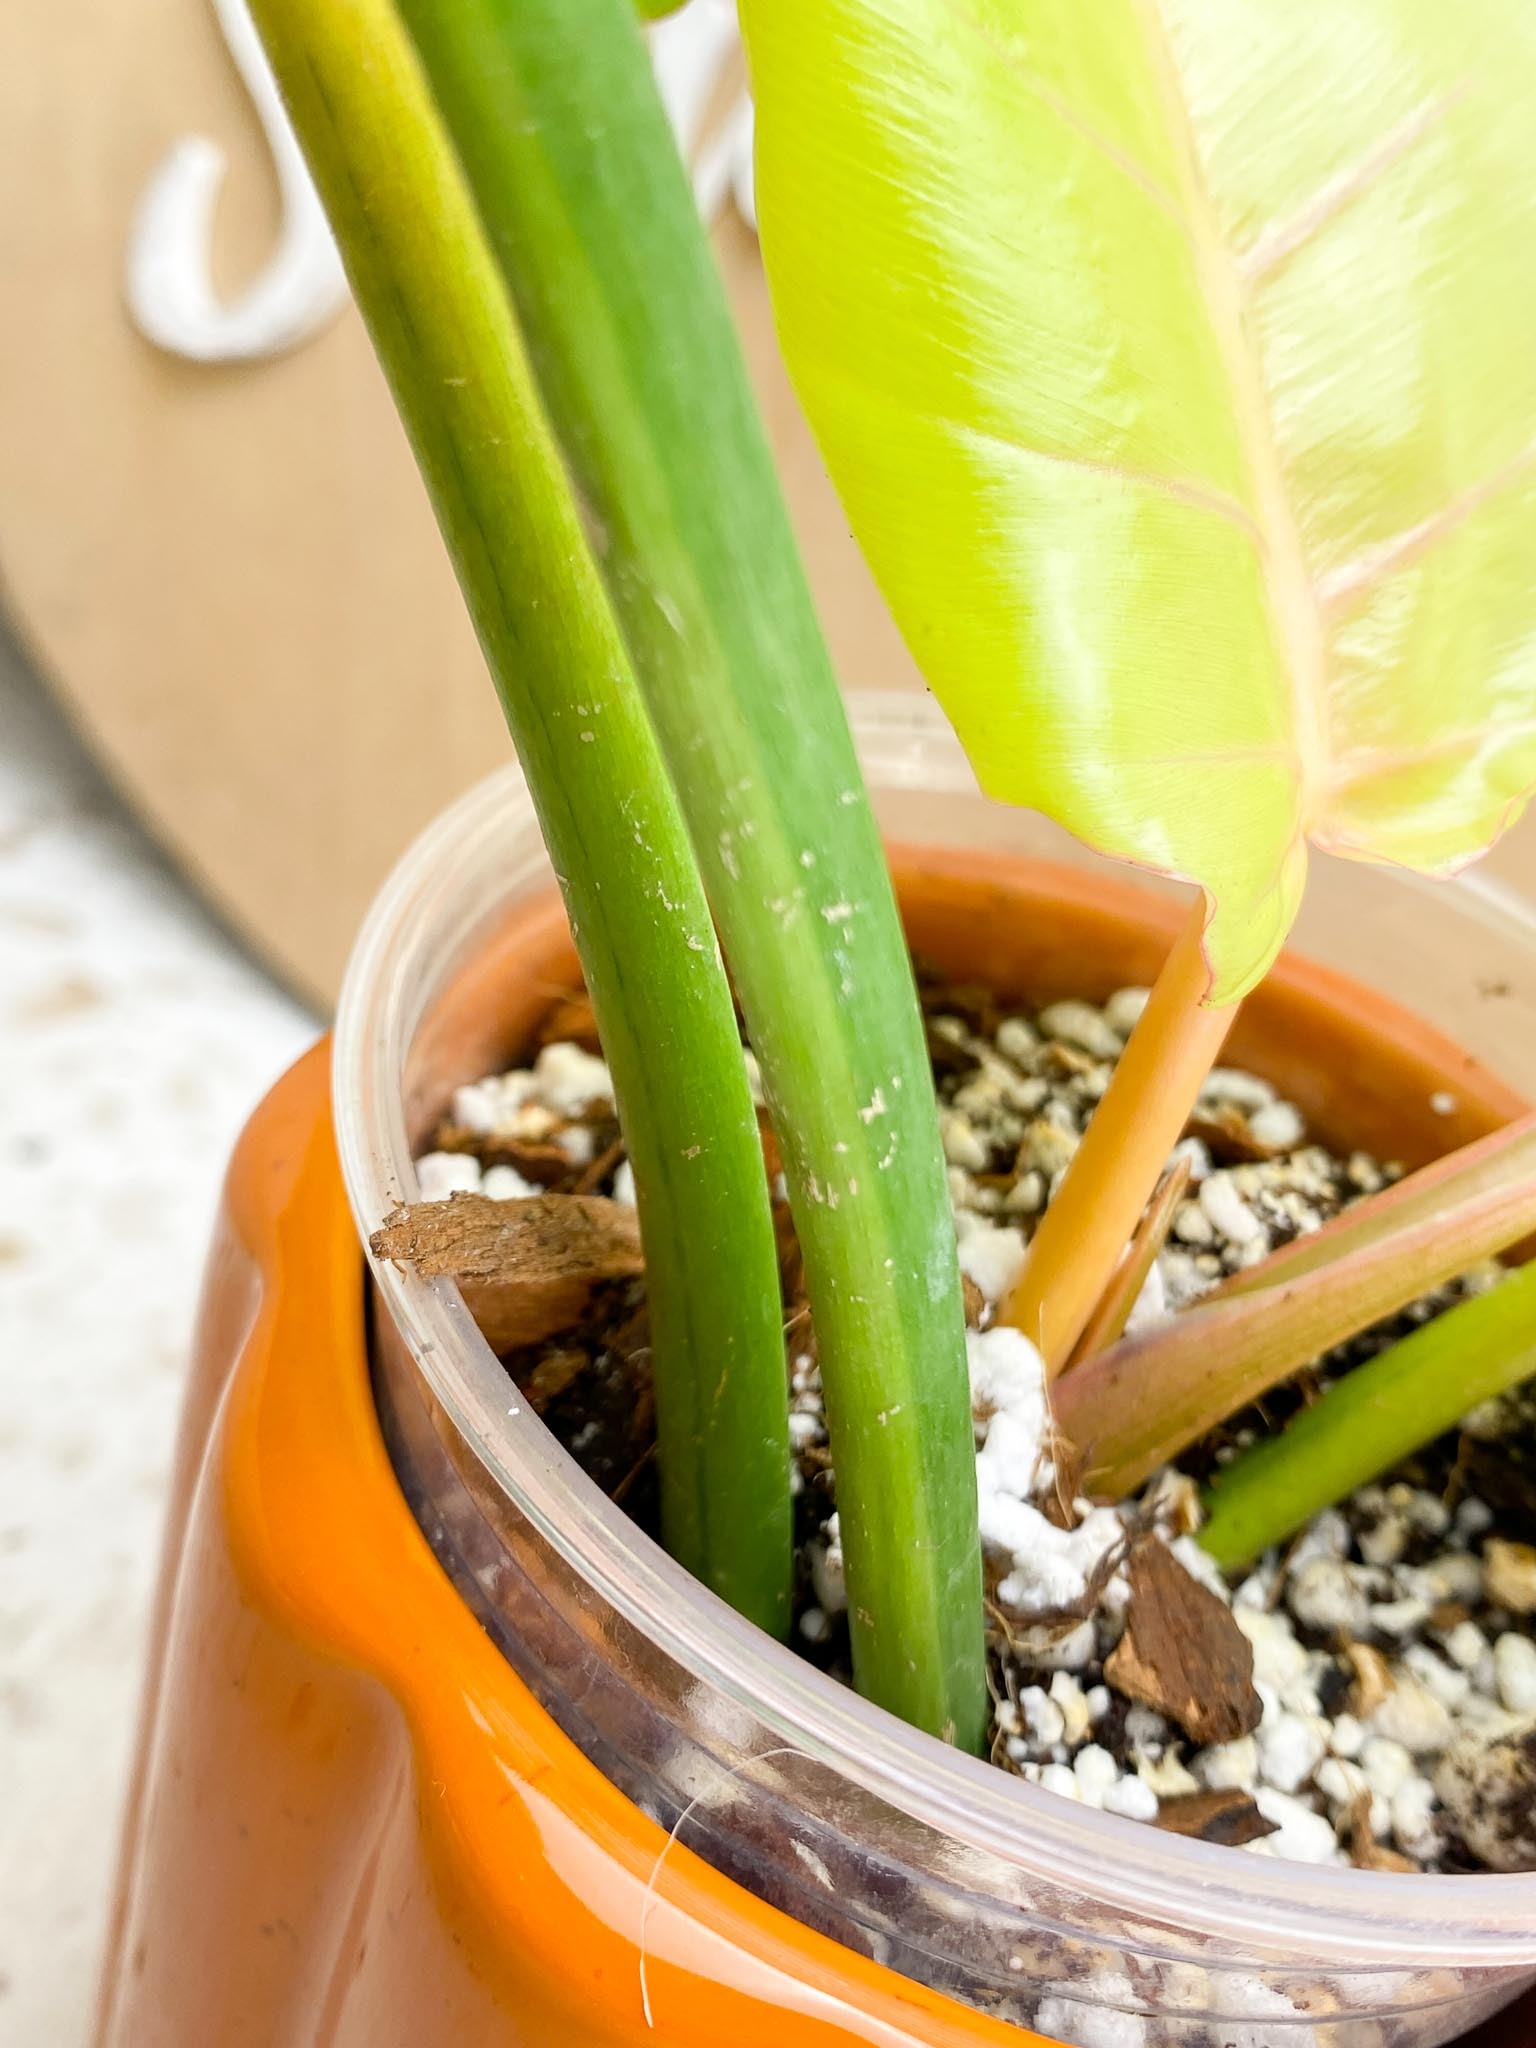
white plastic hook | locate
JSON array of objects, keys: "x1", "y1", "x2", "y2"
[
  {"x1": 125, "y1": 0, "x2": 347, "y2": 363},
  {"x1": 126, "y1": 0, "x2": 755, "y2": 368},
  {"x1": 645, "y1": 0, "x2": 758, "y2": 229}
]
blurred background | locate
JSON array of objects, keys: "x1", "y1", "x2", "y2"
[
  {"x1": 2, "y1": 2, "x2": 1534, "y2": 2044},
  {"x1": 0, "y1": 626, "x2": 309, "y2": 2045}
]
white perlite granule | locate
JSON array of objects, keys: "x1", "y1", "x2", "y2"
[
  {"x1": 445, "y1": 1043, "x2": 614, "y2": 1148},
  {"x1": 955, "y1": 1212, "x2": 1027, "y2": 1303},
  {"x1": 416, "y1": 1150, "x2": 485, "y2": 1202},
  {"x1": 968, "y1": 1328, "x2": 1130, "y2": 1621},
  {"x1": 1035, "y1": 1975, "x2": 1148, "y2": 2048}
]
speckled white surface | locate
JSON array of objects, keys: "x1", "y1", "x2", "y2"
[{"x1": 0, "y1": 633, "x2": 313, "y2": 2047}]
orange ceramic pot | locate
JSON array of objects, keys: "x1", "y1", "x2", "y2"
[
  {"x1": 94, "y1": 1037, "x2": 1047, "y2": 2048},
  {"x1": 97, "y1": 700, "x2": 1536, "y2": 2046}
]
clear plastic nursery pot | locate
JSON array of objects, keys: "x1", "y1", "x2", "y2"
[{"x1": 98, "y1": 697, "x2": 1536, "y2": 2048}]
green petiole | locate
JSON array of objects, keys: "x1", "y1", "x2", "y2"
[
  {"x1": 389, "y1": 0, "x2": 985, "y2": 1745},
  {"x1": 249, "y1": 0, "x2": 790, "y2": 1635},
  {"x1": 1200, "y1": 1258, "x2": 1536, "y2": 1571}
]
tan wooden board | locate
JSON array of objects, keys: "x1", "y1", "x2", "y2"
[{"x1": 2, "y1": 0, "x2": 1530, "y2": 1009}]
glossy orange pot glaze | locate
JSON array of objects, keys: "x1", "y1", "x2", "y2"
[
  {"x1": 93, "y1": 1036, "x2": 1046, "y2": 2048},
  {"x1": 96, "y1": 855, "x2": 1533, "y2": 2046}
]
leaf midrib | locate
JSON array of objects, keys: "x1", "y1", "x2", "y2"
[
  {"x1": 936, "y1": 2, "x2": 1520, "y2": 813},
  {"x1": 1127, "y1": 0, "x2": 1331, "y2": 833}
]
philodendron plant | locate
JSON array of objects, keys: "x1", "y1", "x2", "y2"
[{"x1": 253, "y1": 0, "x2": 1536, "y2": 1757}]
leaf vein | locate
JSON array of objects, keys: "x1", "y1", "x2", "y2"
[
  {"x1": 1240, "y1": 87, "x2": 1467, "y2": 287},
  {"x1": 1332, "y1": 718, "x2": 1536, "y2": 785},
  {"x1": 947, "y1": 0, "x2": 1185, "y2": 225},
  {"x1": 934, "y1": 410, "x2": 1264, "y2": 542},
  {"x1": 1128, "y1": 0, "x2": 1332, "y2": 809},
  {"x1": 809, "y1": 352, "x2": 1261, "y2": 539},
  {"x1": 1317, "y1": 444, "x2": 1536, "y2": 613}
]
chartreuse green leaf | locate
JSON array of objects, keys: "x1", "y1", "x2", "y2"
[
  {"x1": 739, "y1": 0, "x2": 1536, "y2": 1002},
  {"x1": 248, "y1": 0, "x2": 790, "y2": 1637}
]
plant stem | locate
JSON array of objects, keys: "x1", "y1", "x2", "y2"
[
  {"x1": 1064, "y1": 1156, "x2": 1192, "y2": 1371},
  {"x1": 1200, "y1": 1259, "x2": 1536, "y2": 1570},
  {"x1": 1004, "y1": 896, "x2": 1232, "y2": 1373},
  {"x1": 388, "y1": 0, "x2": 985, "y2": 1745},
  {"x1": 1056, "y1": 1116, "x2": 1536, "y2": 1497},
  {"x1": 249, "y1": 0, "x2": 790, "y2": 1634}
]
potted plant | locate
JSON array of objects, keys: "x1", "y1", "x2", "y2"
[{"x1": 98, "y1": 1, "x2": 1536, "y2": 2044}]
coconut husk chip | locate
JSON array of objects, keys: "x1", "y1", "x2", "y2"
[
  {"x1": 1345, "y1": 1794, "x2": 1418, "y2": 1873},
  {"x1": 1154, "y1": 1788, "x2": 1277, "y2": 1848},
  {"x1": 370, "y1": 1192, "x2": 643, "y2": 1353},
  {"x1": 1105, "y1": 1538, "x2": 1263, "y2": 1747},
  {"x1": 1346, "y1": 1640, "x2": 1393, "y2": 1718},
  {"x1": 429, "y1": 1124, "x2": 576, "y2": 1186},
  {"x1": 1185, "y1": 1108, "x2": 1283, "y2": 1166},
  {"x1": 535, "y1": 989, "x2": 603, "y2": 1053}
]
